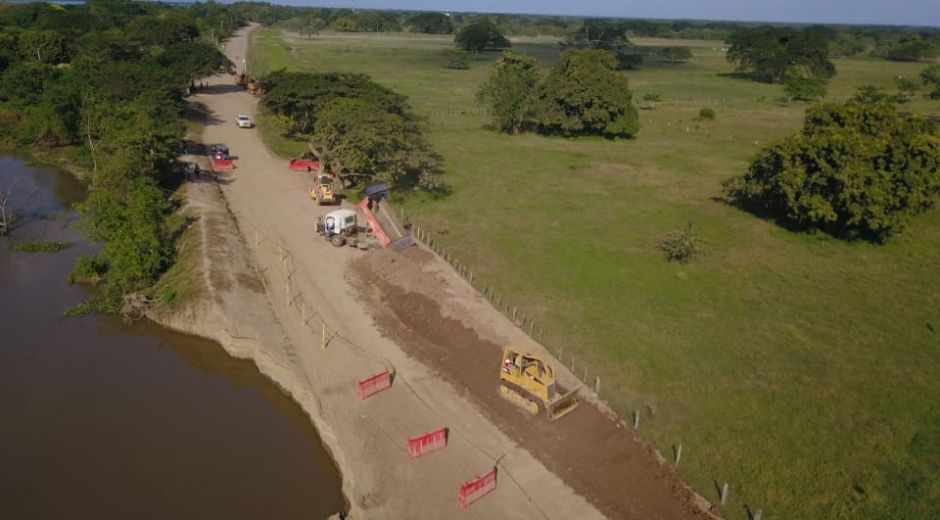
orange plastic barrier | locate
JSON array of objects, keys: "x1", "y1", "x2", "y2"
[
  {"x1": 357, "y1": 369, "x2": 392, "y2": 400},
  {"x1": 213, "y1": 158, "x2": 235, "y2": 170},
  {"x1": 458, "y1": 467, "x2": 498, "y2": 508},
  {"x1": 407, "y1": 427, "x2": 447, "y2": 460}
]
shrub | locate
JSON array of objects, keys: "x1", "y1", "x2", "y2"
[
  {"x1": 12, "y1": 240, "x2": 72, "y2": 252},
  {"x1": 68, "y1": 254, "x2": 108, "y2": 284},
  {"x1": 441, "y1": 49, "x2": 470, "y2": 70},
  {"x1": 698, "y1": 107, "x2": 715, "y2": 120},
  {"x1": 783, "y1": 76, "x2": 828, "y2": 101},
  {"x1": 658, "y1": 223, "x2": 705, "y2": 264},
  {"x1": 724, "y1": 98, "x2": 940, "y2": 241}
]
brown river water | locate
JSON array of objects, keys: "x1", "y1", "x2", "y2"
[{"x1": 0, "y1": 157, "x2": 345, "y2": 519}]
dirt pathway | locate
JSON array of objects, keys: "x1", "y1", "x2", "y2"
[{"x1": 183, "y1": 24, "x2": 612, "y2": 520}]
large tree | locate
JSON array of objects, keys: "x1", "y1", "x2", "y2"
[
  {"x1": 477, "y1": 51, "x2": 540, "y2": 134},
  {"x1": 724, "y1": 97, "x2": 940, "y2": 241},
  {"x1": 260, "y1": 71, "x2": 442, "y2": 190},
  {"x1": 726, "y1": 26, "x2": 836, "y2": 83},
  {"x1": 455, "y1": 19, "x2": 510, "y2": 54},
  {"x1": 310, "y1": 97, "x2": 440, "y2": 189},
  {"x1": 535, "y1": 49, "x2": 639, "y2": 138},
  {"x1": 406, "y1": 12, "x2": 452, "y2": 34}
]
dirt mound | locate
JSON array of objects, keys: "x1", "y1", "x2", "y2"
[{"x1": 351, "y1": 247, "x2": 716, "y2": 520}]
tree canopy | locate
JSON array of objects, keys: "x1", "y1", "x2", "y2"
[
  {"x1": 477, "y1": 51, "x2": 540, "y2": 134},
  {"x1": 0, "y1": 0, "x2": 244, "y2": 311},
  {"x1": 724, "y1": 97, "x2": 940, "y2": 241},
  {"x1": 537, "y1": 49, "x2": 640, "y2": 138},
  {"x1": 726, "y1": 26, "x2": 836, "y2": 83},
  {"x1": 477, "y1": 49, "x2": 640, "y2": 139},
  {"x1": 406, "y1": 12, "x2": 453, "y2": 34},
  {"x1": 260, "y1": 71, "x2": 442, "y2": 190},
  {"x1": 455, "y1": 19, "x2": 510, "y2": 53}
]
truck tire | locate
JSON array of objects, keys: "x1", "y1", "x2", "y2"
[{"x1": 330, "y1": 235, "x2": 345, "y2": 247}]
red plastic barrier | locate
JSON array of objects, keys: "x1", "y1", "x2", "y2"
[
  {"x1": 289, "y1": 158, "x2": 320, "y2": 172},
  {"x1": 213, "y1": 158, "x2": 235, "y2": 170},
  {"x1": 407, "y1": 427, "x2": 447, "y2": 460},
  {"x1": 458, "y1": 467, "x2": 498, "y2": 508},
  {"x1": 357, "y1": 369, "x2": 392, "y2": 400}
]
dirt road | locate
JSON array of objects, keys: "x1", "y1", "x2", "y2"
[{"x1": 183, "y1": 24, "x2": 715, "y2": 520}]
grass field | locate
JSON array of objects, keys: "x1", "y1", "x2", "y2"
[{"x1": 251, "y1": 28, "x2": 940, "y2": 519}]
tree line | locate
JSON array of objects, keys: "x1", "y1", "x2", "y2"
[{"x1": 0, "y1": 0, "x2": 235, "y2": 312}]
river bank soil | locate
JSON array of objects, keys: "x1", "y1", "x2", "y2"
[{"x1": 148, "y1": 24, "x2": 715, "y2": 519}]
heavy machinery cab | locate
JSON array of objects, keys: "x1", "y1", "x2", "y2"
[
  {"x1": 499, "y1": 346, "x2": 579, "y2": 421},
  {"x1": 322, "y1": 209, "x2": 357, "y2": 235},
  {"x1": 318, "y1": 208, "x2": 357, "y2": 246}
]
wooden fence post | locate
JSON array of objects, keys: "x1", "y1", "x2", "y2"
[
  {"x1": 720, "y1": 483, "x2": 728, "y2": 505},
  {"x1": 633, "y1": 409, "x2": 640, "y2": 429},
  {"x1": 594, "y1": 376, "x2": 601, "y2": 394},
  {"x1": 675, "y1": 444, "x2": 682, "y2": 466}
]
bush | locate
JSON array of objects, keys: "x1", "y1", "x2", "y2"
[
  {"x1": 698, "y1": 107, "x2": 715, "y2": 120},
  {"x1": 441, "y1": 49, "x2": 470, "y2": 70},
  {"x1": 642, "y1": 93, "x2": 663, "y2": 102},
  {"x1": 724, "y1": 98, "x2": 940, "y2": 241},
  {"x1": 658, "y1": 223, "x2": 705, "y2": 264},
  {"x1": 12, "y1": 240, "x2": 72, "y2": 252},
  {"x1": 68, "y1": 254, "x2": 108, "y2": 284},
  {"x1": 783, "y1": 76, "x2": 828, "y2": 101}
]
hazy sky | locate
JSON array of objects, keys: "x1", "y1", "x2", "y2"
[{"x1": 282, "y1": 0, "x2": 940, "y2": 27}]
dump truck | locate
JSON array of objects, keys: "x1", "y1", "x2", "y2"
[
  {"x1": 316, "y1": 208, "x2": 363, "y2": 247},
  {"x1": 314, "y1": 182, "x2": 415, "y2": 251},
  {"x1": 309, "y1": 174, "x2": 338, "y2": 205},
  {"x1": 357, "y1": 182, "x2": 414, "y2": 251},
  {"x1": 498, "y1": 346, "x2": 580, "y2": 421}
]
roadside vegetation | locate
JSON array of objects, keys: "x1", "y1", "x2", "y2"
[
  {"x1": 253, "y1": 20, "x2": 939, "y2": 519},
  {"x1": 0, "y1": 0, "x2": 238, "y2": 314}
]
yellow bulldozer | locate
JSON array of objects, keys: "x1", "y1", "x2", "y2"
[{"x1": 498, "y1": 346, "x2": 580, "y2": 421}]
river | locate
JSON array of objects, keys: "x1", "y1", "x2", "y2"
[{"x1": 0, "y1": 157, "x2": 345, "y2": 519}]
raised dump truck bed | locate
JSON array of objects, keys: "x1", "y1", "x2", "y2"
[{"x1": 358, "y1": 182, "x2": 414, "y2": 251}]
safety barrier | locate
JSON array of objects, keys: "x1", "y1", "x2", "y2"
[
  {"x1": 458, "y1": 467, "x2": 498, "y2": 508},
  {"x1": 288, "y1": 158, "x2": 320, "y2": 172},
  {"x1": 357, "y1": 369, "x2": 392, "y2": 400},
  {"x1": 407, "y1": 427, "x2": 448, "y2": 460},
  {"x1": 213, "y1": 158, "x2": 235, "y2": 170}
]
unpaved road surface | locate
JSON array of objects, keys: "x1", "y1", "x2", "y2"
[{"x1": 184, "y1": 24, "x2": 715, "y2": 520}]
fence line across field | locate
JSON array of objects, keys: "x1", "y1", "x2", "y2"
[{"x1": 403, "y1": 208, "x2": 748, "y2": 519}]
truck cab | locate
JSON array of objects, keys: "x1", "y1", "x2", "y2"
[{"x1": 318, "y1": 208, "x2": 358, "y2": 247}]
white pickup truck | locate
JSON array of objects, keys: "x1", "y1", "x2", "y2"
[{"x1": 235, "y1": 114, "x2": 253, "y2": 128}]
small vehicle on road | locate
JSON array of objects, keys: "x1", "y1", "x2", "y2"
[
  {"x1": 210, "y1": 144, "x2": 230, "y2": 160},
  {"x1": 235, "y1": 114, "x2": 253, "y2": 128}
]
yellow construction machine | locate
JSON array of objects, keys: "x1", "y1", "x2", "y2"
[{"x1": 498, "y1": 346, "x2": 580, "y2": 421}]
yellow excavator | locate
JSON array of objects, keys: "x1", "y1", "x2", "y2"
[{"x1": 498, "y1": 346, "x2": 580, "y2": 421}]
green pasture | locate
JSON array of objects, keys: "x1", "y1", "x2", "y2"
[{"x1": 252, "y1": 28, "x2": 940, "y2": 519}]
